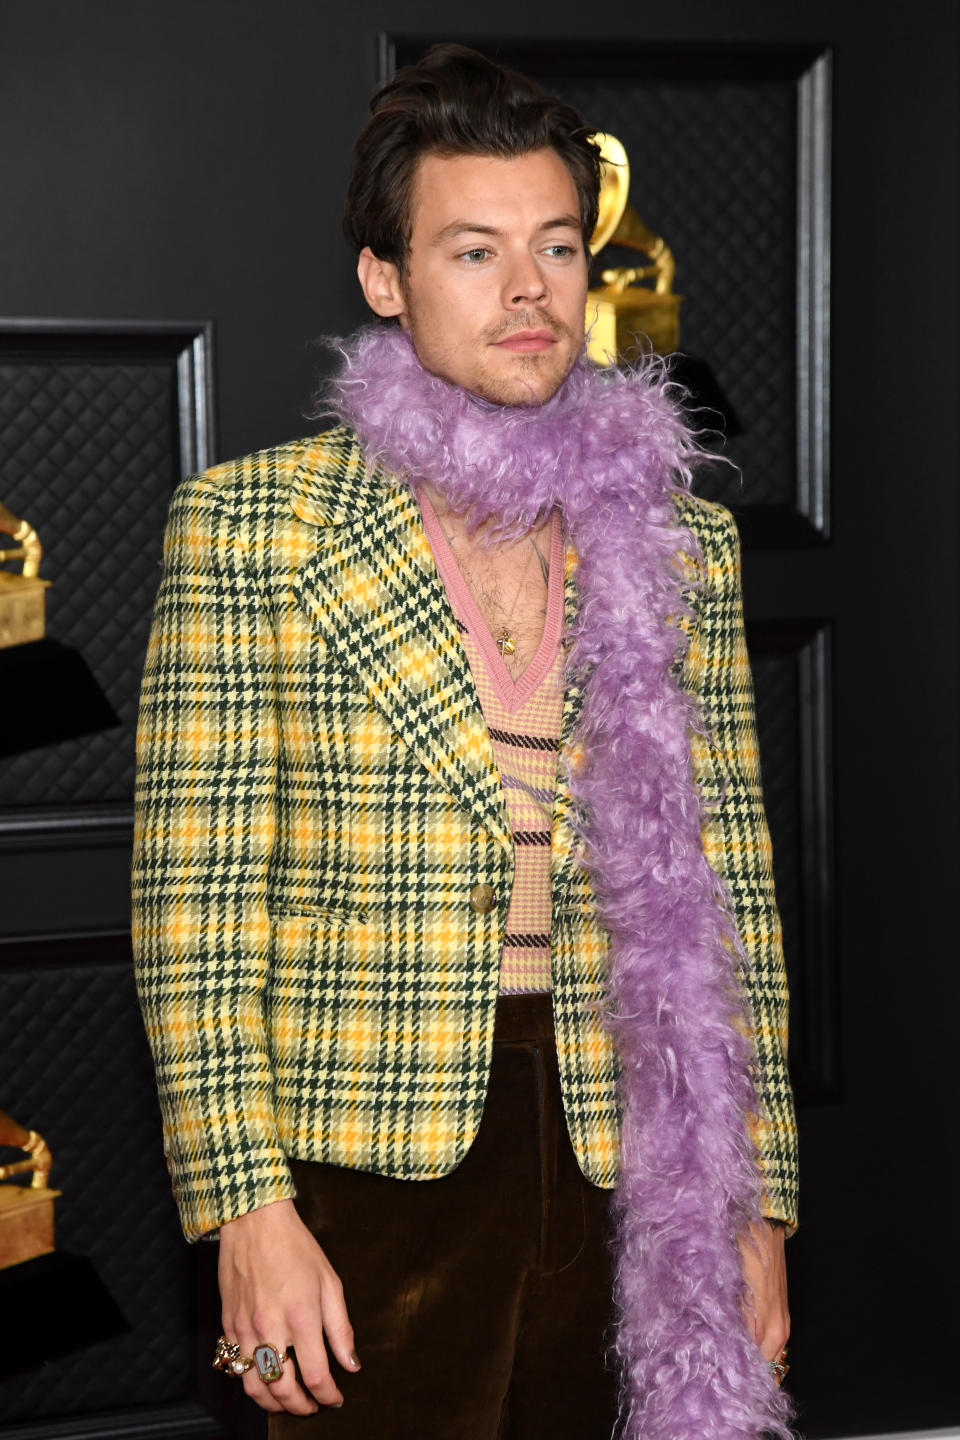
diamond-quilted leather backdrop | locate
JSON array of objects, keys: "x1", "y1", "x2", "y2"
[
  {"x1": 0, "y1": 958, "x2": 195, "y2": 1421},
  {"x1": 748, "y1": 624, "x2": 834, "y2": 1099},
  {"x1": 532, "y1": 75, "x2": 797, "y2": 513},
  {"x1": 0, "y1": 328, "x2": 207, "y2": 818}
]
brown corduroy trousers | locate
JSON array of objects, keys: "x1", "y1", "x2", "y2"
[{"x1": 271, "y1": 993, "x2": 620, "y2": 1440}]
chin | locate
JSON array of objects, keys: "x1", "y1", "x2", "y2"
[{"x1": 471, "y1": 355, "x2": 573, "y2": 408}]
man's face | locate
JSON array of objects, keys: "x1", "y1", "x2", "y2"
[{"x1": 358, "y1": 148, "x2": 589, "y2": 406}]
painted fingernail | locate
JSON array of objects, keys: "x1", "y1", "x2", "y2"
[
  {"x1": 332, "y1": 1401, "x2": 344, "y2": 1409},
  {"x1": 350, "y1": 1351, "x2": 361, "y2": 1369}
]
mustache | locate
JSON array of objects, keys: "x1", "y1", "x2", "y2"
[{"x1": 482, "y1": 309, "x2": 573, "y2": 343}]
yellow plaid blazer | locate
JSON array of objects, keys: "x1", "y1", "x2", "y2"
[{"x1": 132, "y1": 424, "x2": 798, "y2": 1241}]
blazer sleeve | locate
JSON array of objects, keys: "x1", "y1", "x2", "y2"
[
  {"x1": 132, "y1": 470, "x2": 296, "y2": 1241},
  {"x1": 682, "y1": 500, "x2": 800, "y2": 1230}
]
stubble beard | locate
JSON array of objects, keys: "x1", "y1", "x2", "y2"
[
  {"x1": 468, "y1": 351, "x2": 572, "y2": 407},
  {"x1": 472, "y1": 309, "x2": 580, "y2": 407},
  {"x1": 404, "y1": 302, "x2": 582, "y2": 409}
]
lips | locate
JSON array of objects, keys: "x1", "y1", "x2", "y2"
[{"x1": 493, "y1": 328, "x2": 558, "y2": 353}]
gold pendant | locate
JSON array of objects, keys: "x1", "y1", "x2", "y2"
[{"x1": 496, "y1": 629, "x2": 516, "y2": 656}]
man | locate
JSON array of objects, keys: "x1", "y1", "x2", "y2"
[{"x1": 133, "y1": 44, "x2": 797, "y2": 1440}]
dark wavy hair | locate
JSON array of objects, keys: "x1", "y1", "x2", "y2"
[{"x1": 344, "y1": 44, "x2": 602, "y2": 271}]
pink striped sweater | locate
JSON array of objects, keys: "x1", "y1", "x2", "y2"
[{"x1": 419, "y1": 494, "x2": 564, "y2": 994}]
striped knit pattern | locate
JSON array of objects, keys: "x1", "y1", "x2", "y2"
[
  {"x1": 483, "y1": 674, "x2": 562, "y2": 993},
  {"x1": 418, "y1": 496, "x2": 564, "y2": 994}
]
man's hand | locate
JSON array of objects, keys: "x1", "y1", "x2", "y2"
[
  {"x1": 738, "y1": 1219, "x2": 790, "y2": 1364},
  {"x1": 218, "y1": 1198, "x2": 360, "y2": 1415}
]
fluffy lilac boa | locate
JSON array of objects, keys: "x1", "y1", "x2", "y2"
[{"x1": 327, "y1": 325, "x2": 793, "y2": 1440}]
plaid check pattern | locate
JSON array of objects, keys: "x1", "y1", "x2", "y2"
[
  {"x1": 132, "y1": 424, "x2": 799, "y2": 1240},
  {"x1": 678, "y1": 507, "x2": 799, "y2": 1226}
]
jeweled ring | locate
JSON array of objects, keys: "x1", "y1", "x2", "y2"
[
  {"x1": 767, "y1": 1348, "x2": 790, "y2": 1385},
  {"x1": 253, "y1": 1342, "x2": 286, "y2": 1384},
  {"x1": 213, "y1": 1335, "x2": 254, "y2": 1376}
]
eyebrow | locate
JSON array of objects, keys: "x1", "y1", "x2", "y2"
[{"x1": 432, "y1": 215, "x2": 581, "y2": 245}]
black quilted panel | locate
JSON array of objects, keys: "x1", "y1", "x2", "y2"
[
  {"x1": 0, "y1": 961, "x2": 196, "y2": 1420},
  {"x1": 0, "y1": 355, "x2": 177, "y2": 808},
  {"x1": 748, "y1": 659, "x2": 805, "y2": 1054},
  {"x1": 552, "y1": 76, "x2": 797, "y2": 509}
]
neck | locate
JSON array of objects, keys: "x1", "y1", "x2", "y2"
[
  {"x1": 325, "y1": 323, "x2": 699, "y2": 542},
  {"x1": 419, "y1": 480, "x2": 552, "y2": 552}
]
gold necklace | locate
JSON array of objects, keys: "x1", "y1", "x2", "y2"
[
  {"x1": 493, "y1": 540, "x2": 537, "y2": 657},
  {"x1": 446, "y1": 525, "x2": 540, "y2": 658}
]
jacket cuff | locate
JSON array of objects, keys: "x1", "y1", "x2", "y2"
[{"x1": 167, "y1": 1141, "x2": 297, "y2": 1244}]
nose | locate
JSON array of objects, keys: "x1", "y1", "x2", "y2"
[{"x1": 502, "y1": 251, "x2": 549, "y2": 309}]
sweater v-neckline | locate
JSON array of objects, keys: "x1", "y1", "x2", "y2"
[{"x1": 417, "y1": 491, "x2": 564, "y2": 714}]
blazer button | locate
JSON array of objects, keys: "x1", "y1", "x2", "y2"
[{"x1": 469, "y1": 883, "x2": 496, "y2": 914}]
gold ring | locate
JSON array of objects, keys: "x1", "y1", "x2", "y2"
[
  {"x1": 213, "y1": 1335, "x2": 254, "y2": 1376},
  {"x1": 253, "y1": 1342, "x2": 286, "y2": 1384},
  {"x1": 767, "y1": 1347, "x2": 790, "y2": 1385}
]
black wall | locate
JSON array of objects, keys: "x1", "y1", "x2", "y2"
[{"x1": 1, "y1": 3, "x2": 957, "y2": 1438}]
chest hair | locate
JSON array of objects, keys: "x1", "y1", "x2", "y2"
[{"x1": 428, "y1": 495, "x2": 553, "y2": 679}]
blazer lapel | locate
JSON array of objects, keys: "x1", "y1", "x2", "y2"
[
  {"x1": 290, "y1": 434, "x2": 512, "y2": 856},
  {"x1": 551, "y1": 539, "x2": 587, "y2": 911}
]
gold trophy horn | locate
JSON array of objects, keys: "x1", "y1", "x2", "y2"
[
  {"x1": 0, "y1": 1108, "x2": 60, "y2": 1269},
  {"x1": 0, "y1": 501, "x2": 50, "y2": 650},
  {"x1": 586, "y1": 133, "x2": 682, "y2": 363}
]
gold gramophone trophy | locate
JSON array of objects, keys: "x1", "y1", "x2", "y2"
[
  {"x1": 0, "y1": 501, "x2": 49, "y2": 650},
  {"x1": 586, "y1": 132, "x2": 682, "y2": 364},
  {"x1": 0, "y1": 1108, "x2": 60, "y2": 1269}
]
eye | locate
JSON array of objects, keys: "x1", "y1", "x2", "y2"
[
  {"x1": 544, "y1": 243, "x2": 577, "y2": 259},
  {"x1": 459, "y1": 246, "x2": 492, "y2": 264}
]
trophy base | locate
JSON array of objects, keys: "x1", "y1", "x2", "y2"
[
  {"x1": 0, "y1": 637, "x2": 120, "y2": 757},
  {"x1": 0, "y1": 1249, "x2": 128, "y2": 1377},
  {"x1": 0, "y1": 573, "x2": 50, "y2": 649},
  {"x1": 586, "y1": 291, "x2": 682, "y2": 364},
  {"x1": 0, "y1": 1184, "x2": 60, "y2": 1268}
]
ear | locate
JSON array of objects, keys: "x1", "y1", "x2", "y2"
[{"x1": 357, "y1": 247, "x2": 407, "y2": 320}]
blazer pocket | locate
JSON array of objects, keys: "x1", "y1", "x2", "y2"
[
  {"x1": 267, "y1": 901, "x2": 354, "y2": 922},
  {"x1": 266, "y1": 910, "x2": 351, "y2": 1009}
]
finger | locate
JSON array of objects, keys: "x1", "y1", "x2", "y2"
[
  {"x1": 290, "y1": 1332, "x2": 345, "y2": 1408},
  {"x1": 236, "y1": 1325, "x2": 317, "y2": 1416},
  {"x1": 319, "y1": 1272, "x2": 361, "y2": 1375},
  {"x1": 237, "y1": 1335, "x2": 286, "y2": 1414},
  {"x1": 240, "y1": 1367, "x2": 285, "y2": 1414},
  {"x1": 217, "y1": 1327, "x2": 283, "y2": 1413}
]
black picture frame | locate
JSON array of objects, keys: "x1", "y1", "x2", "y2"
[{"x1": 0, "y1": 318, "x2": 216, "y2": 853}]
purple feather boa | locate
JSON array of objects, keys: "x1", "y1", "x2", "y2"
[{"x1": 327, "y1": 325, "x2": 793, "y2": 1440}]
